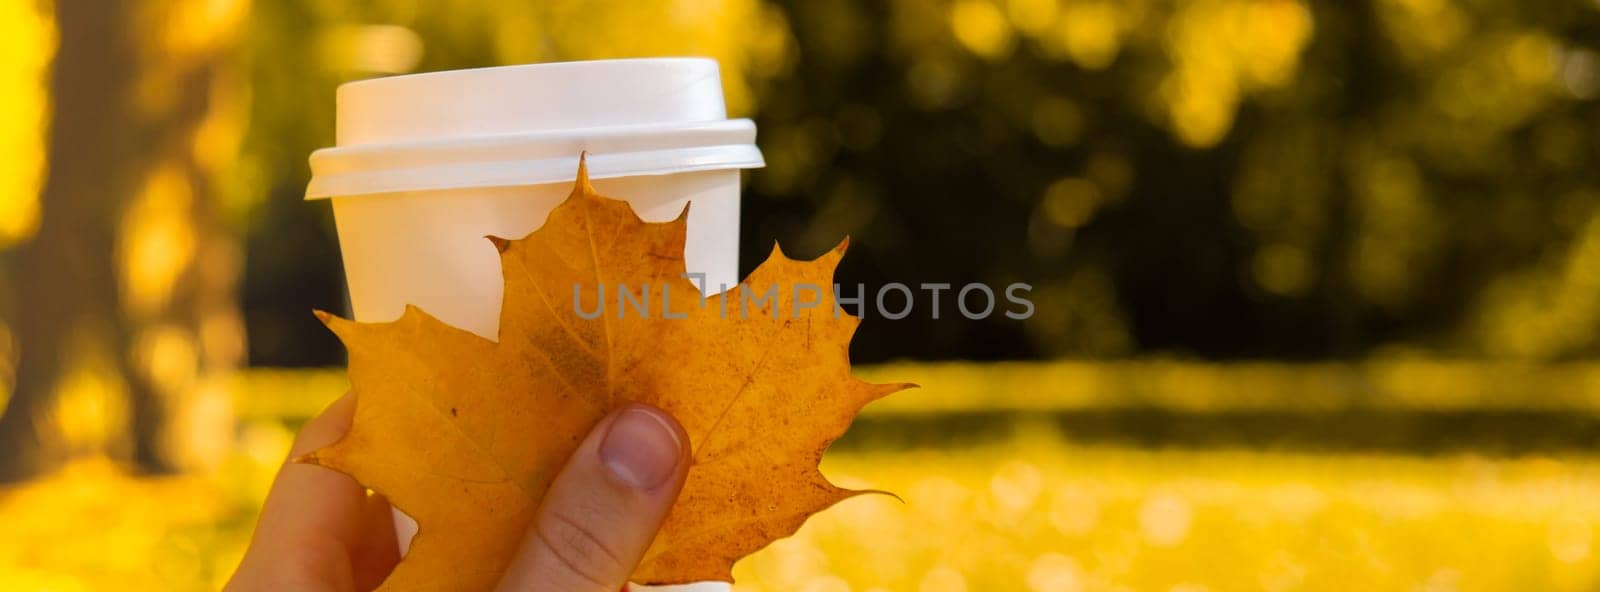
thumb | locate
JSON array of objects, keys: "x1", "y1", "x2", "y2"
[{"x1": 497, "y1": 404, "x2": 691, "y2": 592}]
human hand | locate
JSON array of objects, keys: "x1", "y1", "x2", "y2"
[{"x1": 226, "y1": 392, "x2": 692, "y2": 591}]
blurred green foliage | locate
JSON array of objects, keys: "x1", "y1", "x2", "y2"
[{"x1": 747, "y1": 0, "x2": 1600, "y2": 363}]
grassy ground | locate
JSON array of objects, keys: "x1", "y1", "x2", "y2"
[
  {"x1": 753, "y1": 427, "x2": 1600, "y2": 591},
  {"x1": 4, "y1": 363, "x2": 1600, "y2": 590}
]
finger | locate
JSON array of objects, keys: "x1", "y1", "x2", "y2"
[
  {"x1": 350, "y1": 492, "x2": 401, "y2": 591},
  {"x1": 497, "y1": 404, "x2": 691, "y2": 592},
  {"x1": 228, "y1": 392, "x2": 381, "y2": 590}
]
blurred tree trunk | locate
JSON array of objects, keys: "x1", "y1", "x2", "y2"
[{"x1": 0, "y1": 0, "x2": 245, "y2": 482}]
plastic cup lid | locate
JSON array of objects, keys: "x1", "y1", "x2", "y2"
[{"x1": 306, "y1": 58, "x2": 764, "y2": 199}]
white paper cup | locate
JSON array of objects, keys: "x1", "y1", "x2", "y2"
[{"x1": 306, "y1": 58, "x2": 761, "y2": 590}]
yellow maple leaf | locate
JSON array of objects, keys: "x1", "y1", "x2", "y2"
[{"x1": 303, "y1": 159, "x2": 910, "y2": 589}]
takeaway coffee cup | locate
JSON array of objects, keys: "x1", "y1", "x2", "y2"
[{"x1": 306, "y1": 58, "x2": 762, "y2": 590}]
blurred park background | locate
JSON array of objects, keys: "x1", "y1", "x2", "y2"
[{"x1": 4, "y1": 0, "x2": 1600, "y2": 589}]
